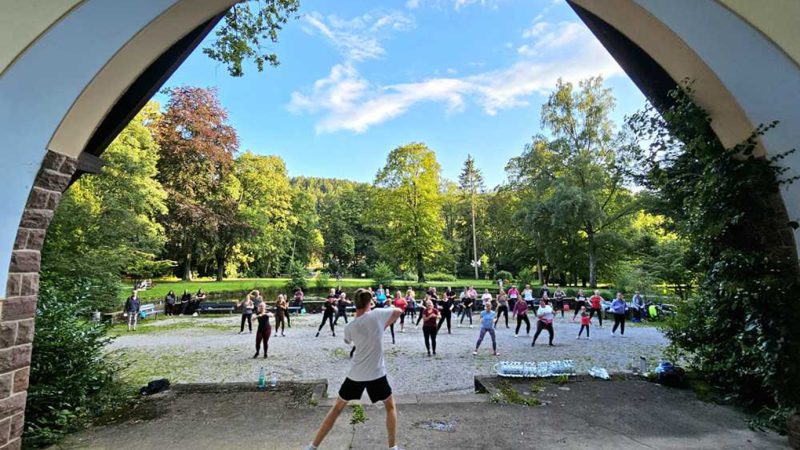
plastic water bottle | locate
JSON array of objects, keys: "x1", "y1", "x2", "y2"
[
  {"x1": 258, "y1": 367, "x2": 266, "y2": 390},
  {"x1": 270, "y1": 371, "x2": 277, "y2": 389}
]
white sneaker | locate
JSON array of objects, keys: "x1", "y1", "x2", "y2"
[
  {"x1": 514, "y1": 334, "x2": 518, "y2": 338},
  {"x1": 576, "y1": 336, "x2": 580, "y2": 340},
  {"x1": 470, "y1": 325, "x2": 474, "y2": 329},
  {"x1": 587, "y1": 336, "x2": 591, "y2": 340},
  {"x1": 472, "y1": 351, "x2": 478, "y2": 355},
  {"x1": 457, "y1": 324, "x2": 461, "y2": 328}
]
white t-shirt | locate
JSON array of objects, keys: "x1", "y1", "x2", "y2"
[
  {"x1": 481, "y1": 293, "x2": 493, "y2": 305},
  {"x1": 344, "y1": 308, "x2": 394, "y2": 382}
]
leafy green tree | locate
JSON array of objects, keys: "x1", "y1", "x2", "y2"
[
  {"x1": 235, "y1": 151, "x2": 294, "y2": 276},
  {"x1": 287, "y1": 189, "x2": 324, "y2": 268},
  {"x1": 43, "y1": 102, "x2": 168, "y2": 310},
  {"x1": 371, "y1": 262, "x2": 396, "y2": 287},
  {"x1": 375, "y1": 143, "x2": 444, "y2": 282},
  {"x1": 204, "y1": 0, "x2": 301, "y2": 77},
  {"x1": 155, "y1": 86, "x2": 238, "y2": 280},
  {"x1": 509, "y1": 77, "x2": 637, "y2": 287},
  {"x1": 287, "y1": 260, "x2": 308, "y2": 290}
]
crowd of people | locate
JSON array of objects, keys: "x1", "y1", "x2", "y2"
[{"x1": 216, "y1": 282, "x2": 645, "y2": 360}]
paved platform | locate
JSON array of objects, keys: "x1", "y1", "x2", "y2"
[{"x1": 54, "y1": 379, "x2": 788, "y2": 449}]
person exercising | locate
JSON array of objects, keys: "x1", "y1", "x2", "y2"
[{"x1": 307, "y1": 289, "x2": 402, "y2": 450}]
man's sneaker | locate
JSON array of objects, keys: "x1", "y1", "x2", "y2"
[
  {"x1": 514, "y1": 334, "x2": 518, "y2": 338},
  {"x1": 473, "y1": 351, "x2": 478, "y2": 355},
  {"x1": 470, "y1": 325, "x2": 474, "y2": 328},
  {"x1": 576, "y1": 336, "x2": 580, "y2": 340},
  {"x1": 457, "y1": 324, "x2": 461, "y2": 328}
]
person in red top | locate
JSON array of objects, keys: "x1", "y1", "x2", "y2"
[
  {"x1": 577, "y1": 306, "x2": 592, "y2": 339},
  {"x1": 421, "y1": 299, "x2": 440, "y2": 356},
  {"x1": 386, "y1": 290, "x2": 407, "y2": 343},
  {"x1": 589, "y1": 290, "x2": 604, "y2": 327},
  {"x1": 392, "y1": 290, "x2": 408, "y2": 333}
]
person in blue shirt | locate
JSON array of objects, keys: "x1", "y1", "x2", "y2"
[
  {"x1": 610, "y1": 292, "x2": 629, "y2": 337},
  {"x1": 375, "y1": 285, "x2": 387, "y2": 307},
  {"x1": 473, "y1": 302, "x2": 499, "y2": 356}
]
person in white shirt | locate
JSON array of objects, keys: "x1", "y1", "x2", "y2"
[
  {"x1": 531, "y1": 298, "x2": 555, "y2": 347},
  {"x1": 308, "y1": 289, "x2": 402, "y2": 450},
  {"x1": 481, "y1": 289, "x2": 493, "y2": 307}
]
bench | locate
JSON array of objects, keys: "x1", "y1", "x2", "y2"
[
  {"x1": 198, "y1": 302, "x2": 235, "y2": 314},
  {"x1": 139, "y1": 303, "x2": 162, "y2": 320},
  {"x1": 287, "y1": 306, "x2": 302, "y2": 315}
]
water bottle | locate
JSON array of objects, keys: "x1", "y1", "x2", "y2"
[
  {"x1": 258, "y1": 367, "x2": 266, "y2": 390},
  {"x1": 270, "y1": 371, "x2": 277, "y2": 389}
]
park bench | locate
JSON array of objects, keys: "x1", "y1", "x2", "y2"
[
  {"x1": 287, "y1": 306, "x2": 302, "y2": 315},
  {"x1": 198, "y1": 302, "x2": 236, "y2": 314},
  {"x1": 139, "y1": 303, "x2": 161, "y2": 320}
]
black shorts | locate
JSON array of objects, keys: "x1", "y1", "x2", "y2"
[{"x1": 338, "y1": 376, "x2": 392, "y2": 403}]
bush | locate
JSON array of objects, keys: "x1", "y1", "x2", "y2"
[
  {"x1": 315, "y1": 272, "x2": 331, "y2": 289},
  {"x1": 371, "y1": 262, "x2": 395, "y2": 287},
  {"x1": 24, "y1": 280, "x2": 128, "y2": 447},
  {"x1": 517, "y1": 267, "x2": 538, "y2": 287},
  {"x1": 495, "y1": 270, "x2": 513, "y2": 283},
  {"x1": 398, "y1": 271, "x2": 418, "y2": 282},
  {"x1": 287, "y1": 261, "x2": 308, "y2": 290},
  {"x1": 425, "y1": 272, "x2": 457, "y2": 282}
]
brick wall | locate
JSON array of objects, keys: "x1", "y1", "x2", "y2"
[{"x1": 0, "y1": 151, "x2": 76, "y2": 450}]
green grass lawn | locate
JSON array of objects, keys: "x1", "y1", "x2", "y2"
[{"x1": 122, "y1": 277, "x2": 510, "y2": 301}]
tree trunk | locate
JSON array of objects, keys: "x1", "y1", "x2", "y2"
[
  {"x1": 587, "y1": 228, "x2": 597, "y2": 288},
  {"x1": 537, "y1": 257, "x2": 543, "y2": 282},
  {"x1": 416, "y1": 252, "x2": 425, "y2": 283},
  {"x1": 471, "y1": 197, "x2": 479, "y2": 279},
  {"x1": 182, "y1": 252, "x2": 193, "y2": 281},
  {"x1": 215, "y1": 252, "x2": 225, "y2": 282}
]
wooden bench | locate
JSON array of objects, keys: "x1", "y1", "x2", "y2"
[
  {"x1": 198, "y1": 302, "x2": 236, "y2": 314},
  {"x1": 287, "y1": 306, "x2": 302, "y2": 315},
  {"x1": 139, "y1": 303, "x2": 162, "y2": 320}
]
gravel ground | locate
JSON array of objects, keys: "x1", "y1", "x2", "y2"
[{"x1": 108, "y1": 312, "x2": 668, "y2": 395}]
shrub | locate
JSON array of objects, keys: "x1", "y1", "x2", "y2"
[
  {"x1": 287, "y1": 261, "x2": 308, "y2": 290},
  {"x1": 315, "y1": 272, "x2": 331, "y2": 289},
  {"x1": 425, "y1": 272, "x2": 457, "y2": 282},
  {"x1": 398, "y1": 271, "x2": 418, "y2": 282},
  {"x1": 517, "y1": 267, "x2": 538, "y2": 287},
  {"x1": 371, "y1": 262, "x2": 395, "y2": 287},
  {"x1": 495, "y1": 270, "x2": 513, "y2": 283},
  {"x1": 24, "y1": 280, "x2": 128, "y2": 447},
  {"x1": 629, "y1": 83, "x2": 800, "y2": 429}
]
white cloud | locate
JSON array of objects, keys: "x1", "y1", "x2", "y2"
[
  {"x1": 405, "y1": 0, "x2": 421, "y2": 9},
  {"x1": 300, "y1": 11, "x2": 414, "y2": 62},
  {"x1": 289, "y1": 11, "x2": 624, "y2": 134},
  {"x1": 519, "y1": 21, "x2": 586, "y2": 55}
]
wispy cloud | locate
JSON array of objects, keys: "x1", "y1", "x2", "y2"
[
  {"x1": 300, "y1": 11, "x2": 415, "y2": 62},
  {"x1": 289, "y1": 11, "x2": 623, "y2": 134}
]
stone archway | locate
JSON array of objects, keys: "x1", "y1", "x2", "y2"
[{"x1": 1, "y1": 1, "x2": 800, "y2": 448}]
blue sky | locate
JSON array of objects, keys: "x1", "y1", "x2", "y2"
[{"x1": 158, "y1": 0, "x2": 646, "y2": 188}]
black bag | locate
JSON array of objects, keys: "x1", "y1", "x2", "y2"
[{"x1": 140, "y1": 378, "x2": 170, "y2": 396}]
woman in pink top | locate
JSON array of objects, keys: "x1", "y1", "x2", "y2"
[{"x1": 512, "y1": 297, "x2": 530, "y2": 337}]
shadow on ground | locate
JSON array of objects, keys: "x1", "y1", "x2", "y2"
[{"x1": 53, "y1": 378, "x2": 787, "y2": 450}]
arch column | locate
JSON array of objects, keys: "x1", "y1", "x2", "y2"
[{"x1": 0, "y1": 151, "x2": 76, "y2": 449}]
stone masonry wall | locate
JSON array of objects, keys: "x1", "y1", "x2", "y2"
[{"x1": 0, "y1": 151, "x2": 76, "y2": 450}]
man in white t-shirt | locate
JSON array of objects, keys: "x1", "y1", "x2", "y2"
[{"x1": 308, "y1": 288, "x2": 402, "y2": 450}]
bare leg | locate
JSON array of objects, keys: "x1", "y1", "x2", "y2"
[
  {"x1": 312, "y1": 398, "x2": 348, "y2": 447},
  {"x1": 384, "y1": 395, "x2": 397, "y2": 448}
]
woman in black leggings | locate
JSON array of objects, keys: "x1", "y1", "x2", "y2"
[
  {"x1": 531, "y1": 299, "x2": 555, "y2": 347},
  {"x1": 573, "y1": 289, "x2": 587, "y2": 321},
  {"x1": 494, "y1": 289, "x2": 510, "y2": 328},
  {"x1": 237, "y1": 293, "x2": 254, "y2": 334},
  {"x1": 437, "y1": 293, "x2": 455, "y2": 334},
  {"x1": 421, "y1": 299, "x2": 440, "y2": 356},
  {"x1": 315, "y1": 289, "x2": 337, "y2": 337},
  {"x1": 512, "y1": 296, "x2": 530, "y2": 337},
  {"x1": 253, "y1": 303, "x2": 273, "y2": 358}
]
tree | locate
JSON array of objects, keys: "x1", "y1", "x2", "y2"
[
  {"x1": 508, "y1": 77, "x2": 637, "y2": 287},
  {"x1": 459, "y1": 155, "x2": 485, "y2": 278},
  {"x1": 204, "y1": 0, "x2": 301, "y2": 77},
  {"x1": 42, "y1": 101, "x2": 168, "y2": 311},
  {"x1": 155, "y1": 86, "x2": 238, "y2": 280},
  {"x1": 235, "y1": 152, "x2": 294, "y2": 276},
  {"x1": 287, "y1": 189, "x2": 324, "y2": 268},
  {"x1": 375, "y1": 143, "x2": 444, "y2": 282}
]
